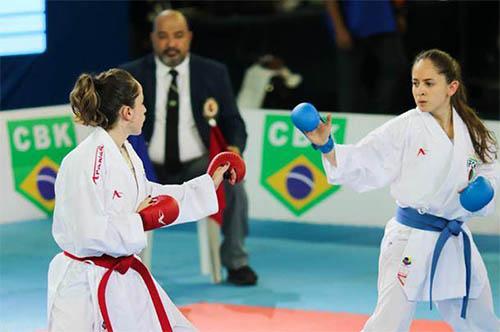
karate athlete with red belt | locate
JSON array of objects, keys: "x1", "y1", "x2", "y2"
[
  {"x1": 292, "y1": 49, "x2": 499, "y2": 332},
  {"x1": 47, "y1": 68, "x2": 245, "y2": 332}
]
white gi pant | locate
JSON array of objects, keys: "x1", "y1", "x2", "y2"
[
  {"x1": 362, "y1": 221, "x2": 499, "y2": 332},
  {"x1": 48, "y1": 254, "x2": 198, "y2": 332}
]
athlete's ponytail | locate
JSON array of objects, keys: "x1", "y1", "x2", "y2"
[{"x1": 69, "y1": 68, "x2": 139, "y2": 130}]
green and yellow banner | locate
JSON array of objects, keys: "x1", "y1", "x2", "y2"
[
  {"x1": 7, "y1": 116, "x2": 76, "y2": 214},
  {"x1": 260, "y1": 114, "x2": 346, "y2": 216}
]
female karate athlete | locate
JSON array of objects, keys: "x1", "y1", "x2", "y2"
[
  {"x1": 292, "y1": 49, "x2": 499, "y2": 331},
  {"x1": 47, "y1": 68, "x2": 236, "y2": 331}
]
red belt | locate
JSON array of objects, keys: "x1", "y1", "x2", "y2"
[{"x1": 64, "y1": 251, "x2": 172, "y2": 332}]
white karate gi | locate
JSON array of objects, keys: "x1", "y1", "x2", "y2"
[
  {"x1": 322, "y1": 108, "x2": 499, "y2": 332},
  {"x1": 48, "y1": 127, "x2": 218, "y2": 332}
]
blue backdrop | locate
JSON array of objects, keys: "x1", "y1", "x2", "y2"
[{"x1": 1, "y1": 1, "x2": 130, "y2": 110}]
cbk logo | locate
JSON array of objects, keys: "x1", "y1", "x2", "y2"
[
  {"x1": 261, "y1": 114, "x2": 346, "y2": 215},
  {"x1": 7, "y1": 116, "x2": 76, "y2": 214}
]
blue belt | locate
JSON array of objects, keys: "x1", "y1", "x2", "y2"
[{"x1": 396, "y1": 207, "x2": 471, "y2": 318}]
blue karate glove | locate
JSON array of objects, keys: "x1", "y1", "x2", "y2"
[
  {"x1": 459, "y1": 176, "x2": 494, "y2": 212},
  {"x1": 291, "y1": 102, "x2": 334, "y2": 153}
]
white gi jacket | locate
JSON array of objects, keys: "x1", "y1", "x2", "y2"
[
  {"x1": 322, "y1": 108, "x2": 499, "y2": 302},
  {"x1": 48, "y1": 127, "x2": 218, "y2": 331}
]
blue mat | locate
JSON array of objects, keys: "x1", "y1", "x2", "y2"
[{"x1": 0, "y1": 219, "x2": 498, "y2": 331}]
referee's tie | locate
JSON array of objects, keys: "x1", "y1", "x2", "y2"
[{"x1": 165, "y1": 69, "x2": 181, "y2": 172}]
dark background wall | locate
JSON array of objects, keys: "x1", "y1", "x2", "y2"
[
  {"x1": 1, "y1": 1, "x2": 499, "y2": 120},
  {"x1": 1, "y1": 1, "x2": 130, "y2": 110},
  {"x1": 129, "y1": 0, "x2": 500, "y2": 120},
  {"x1": 404, "y1": 1, "x2": 499, "y2": 120}
]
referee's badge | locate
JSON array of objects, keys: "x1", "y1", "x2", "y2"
[{"x1": 203, "y1": 97, "x2": 219, "y2": 127}]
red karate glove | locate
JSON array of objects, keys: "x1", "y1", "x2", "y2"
[
  {"x1": 207, "y1": 151, "x2": 246, "y2": 184},
  {"x1": 138, "y1": 195, "x2": 180, "y2": 231}
]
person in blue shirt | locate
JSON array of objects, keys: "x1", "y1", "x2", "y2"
[{"x1": 325, "y1": 0, "x2": 407, "y2": 114}]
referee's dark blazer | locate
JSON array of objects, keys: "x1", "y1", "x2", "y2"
[{"x1": 121, "y1": 53, "x2": 247, "y2": 153}]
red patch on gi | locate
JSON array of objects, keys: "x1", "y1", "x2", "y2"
[
  {"x1": 397, "y1": 271, "x2": 408, "y2": 286},
  {"x1": 92, "y1": 145, "x2": 104, "y2": 183}
]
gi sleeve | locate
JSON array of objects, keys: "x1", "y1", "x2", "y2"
[
  {"x1": 146, "y1": 174, "x2": 219, "y2": 226},
  {"x1": 322, "y1": 115, "x2": 409, "y2": 192}
]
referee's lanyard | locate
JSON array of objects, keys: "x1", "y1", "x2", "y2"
[{"x1": 395, "y1": 207, "x2": 471, "y2": 318}]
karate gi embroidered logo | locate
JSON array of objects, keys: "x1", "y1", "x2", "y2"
[
  {"x1": 397, "y1": 270, "x2": 408, "y2": 286},
  {"x1": 398, "y1": 256, "x2": 412, "y2": 286},
  {"x1": 403, "y1": 256, "x2": 412, "y2": 265},
  {"x1": 466, "y1": 157, "x2": 479, "y2": 181},
  {"x1": 158, "y1": 211, "x2": 166, "y2": 225},
  {"x1": 92, "y1": 145, "x2": 104, "y2": 183},
  {"x1": 112, "y1": 190, "x2": 123, "y2": 199},
  {"x1": 417, "y1": 147, "x2": 426, "y2": 157}
]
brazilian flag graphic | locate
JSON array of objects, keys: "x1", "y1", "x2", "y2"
[
  {"x1": 7, "y1": 116, "x2": 76, "y2": 215},
  {"x1": 19, "y1": 157, "x2": 59, "y2": 212},
  {"x1": 260, "y1": 114, "x2": 346, "y2": 216}
]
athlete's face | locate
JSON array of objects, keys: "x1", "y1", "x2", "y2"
[
  {"x1": 151, "y1": 13, "x2": 192, "y2": 67},
  {"x1": 411, "y1": 59, "x2": 458, "y2": 116},
  {"x1": 130, "y1": 84, "x2": 146, "y2": 135}
]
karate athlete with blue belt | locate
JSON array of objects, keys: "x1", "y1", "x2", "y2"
[{"x1": 292, "y1": 49, "x2": 499, "y2": 331}]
